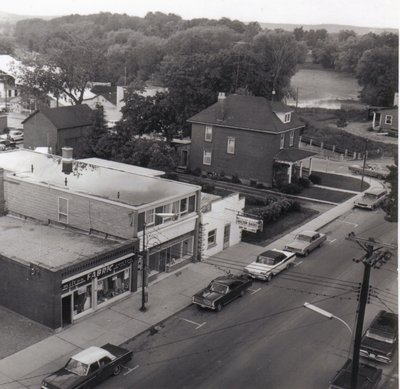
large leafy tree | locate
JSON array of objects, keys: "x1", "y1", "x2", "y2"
[
  {"x1": 384, "y1": 158, "x2": 398, "y2": 222},
  {"x1": 18, "y1": 30, "x2": 105, "y2": 105},
  {"x1": 356, "y1": 46, "x2": 398, "y2": 106}
]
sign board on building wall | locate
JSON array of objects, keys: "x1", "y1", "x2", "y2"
[{"x1": 236, "y1": 215, "x2": 263, "y2": 233}]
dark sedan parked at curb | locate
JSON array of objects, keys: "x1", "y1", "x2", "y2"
[
  {"x1": 192, "y1": 274, "x2": 253, "y2": 312},
  {"x1": 360, "y1": 310, "x2": 398, "y2": 364},
  {"x1": 41, "y1": 343, "x2": 132, "y2": 389}
]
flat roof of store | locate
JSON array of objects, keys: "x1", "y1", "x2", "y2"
[
  {"x1": 0, "y1": 215, "x2": 123, "y2": 271},
  {"x1": 78, "y1": 157, "x2": 165, "y2": 177},
  {"x1": 0, "y1": 150, "x2": 199, "y2": 207}
]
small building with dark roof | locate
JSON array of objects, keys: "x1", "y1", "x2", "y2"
[
  {"x1": 22, "y1": 104, "x2": 93, "y2": 156},
  {"x1": 187, "y1": 93, "x2": 315, "y2": 187}
]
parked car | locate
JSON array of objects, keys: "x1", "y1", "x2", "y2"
[
  {"x1": 8, "y1": 129, "x2": 24, "y2": 142},
  {"x1": 329, "y1": 358, "x2": 382, "y2": 389},
  {"x1": 354, "y1": 188, "x2": 388, "y2": 210},
  {"x1": 284, "y1": 230, "x2": 327, "y2": 256},
  {"x1": 360, "y1": 310, "x2": 398, "y2": 364},
  {"x1": 41, "y1": 343, "x2": 133, "y2": 389},
  {"x1": 348, "y1": 164, "x2": 389, "y2": 180},
  {"x1": 192, "y1": 274, "x2": 252, "y2": 312},
  {"x1": 243, "y1": 249, "x2": 296, "y2": 281},
  {"x1": 0, "y1": 139, "x2": 17, "y2": 151}
]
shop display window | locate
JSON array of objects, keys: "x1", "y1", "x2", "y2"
[
  {"x1": 73, "y1": 285, "x2": 92, "y2": 315},
  {"x1": 97, "y1": 269, "x2": 130, "y2": 305}
]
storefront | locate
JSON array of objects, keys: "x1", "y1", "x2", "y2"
[{"x1": 61, "y1": 255, "x2": 134, "y2": 326}]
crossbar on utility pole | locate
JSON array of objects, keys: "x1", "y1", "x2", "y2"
[{"x1": 346, "y1": 233, "x2": 396, "y2": 389}]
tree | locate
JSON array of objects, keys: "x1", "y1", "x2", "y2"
[
  {"x1": 384, "y1": 158, "x2": 398, "y2": 222},
  {"x1": 338, "y1": 29, "x2": 356, "y2": 42},
  {"x1": 356, "y1": 46, "x2": 398, "y2": 106},
  {"x1": 18, "y1": 30, "x2": 106, "y2": 105},
  {"x1": 312, "y1": 38, "x2": 339, "y2": 68},
  {"x1": 0, "y1": 35, "x2": 15, "y2": 54}
]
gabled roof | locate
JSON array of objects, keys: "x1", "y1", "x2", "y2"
[
  {"x1": 22, "y1": 104, "x2": 93, "y2": 130},
  {"x1": 0, "y1": 54, "x2": 23, "y2": 83},
  {"x1": 187, "y1": 94, "x2": 304, "y2": 133},
  {"x1": 91, "y1": 85, "x2": 117, "y2": 105}
]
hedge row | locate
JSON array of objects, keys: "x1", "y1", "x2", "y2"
[{"x1": 247, "y1": 198, "x2": 301, "y2": 222}]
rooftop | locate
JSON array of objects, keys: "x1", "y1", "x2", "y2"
[
  {"x1": 187, "y1": 94, "x2": 304, "y2": 133},
  {"x1": 72, "y1": 347, "x2": 115, "y2": 364},
  {"x1": 0, "y1": 215, "x2": 121, "y2": 271},
  {"x1": 0, "y1": 150, "x2": 200, "y2": 207}
]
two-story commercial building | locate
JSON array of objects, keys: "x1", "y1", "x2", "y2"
[
  {"x1": 0, "y1": 149, "x2": 201, "y2": 328},
  {"x1": 188, "y1": 93, "x2": 315, "y2": 187}
]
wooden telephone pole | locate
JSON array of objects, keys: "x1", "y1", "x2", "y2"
[{"x1": 346, "y1": 232, "x2": 396, "y2": 389}]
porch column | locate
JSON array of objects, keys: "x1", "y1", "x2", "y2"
[
  {"x1": 309, "y1": 157, "x2": 313, "y2": 175},
  {"x1": 299, "y1": 161, "x2": 303, "y2": 177},
  {"x1": 288, "y1": 163, "x2": 293, "y2": 184},
  {"x1": 372, "y1": 112, "x2": 376, "y2": 130}
]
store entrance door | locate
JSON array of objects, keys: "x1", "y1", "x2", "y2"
[
  {"x1": 223, "y1": 224, "x2": 230, "y2": 249},
  {"x1": 61, "y1": 295, "x2": 72, "y2": 326}
]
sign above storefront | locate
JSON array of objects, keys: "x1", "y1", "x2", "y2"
[
  {"x1": 236, "y1": 215, "x2": 263, "y2": 233},
  {"x1": 62, "y1": 257, "x2": 133, "y2": 292}
]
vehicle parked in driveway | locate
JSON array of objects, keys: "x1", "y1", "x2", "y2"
[
  {"x1": 8, "y1": 129, "x2": 24, "y2": 142},
  {"x1": 354, "y1": 188, "x2": 388, "y2": 210},
  {"x1": 329, "y1": 358, "x2": 382, "y2": 389},
  {"x1": 348, "y1": 164, "x2": 389, "y2": 180},
  {"x1": 0, "y1": 139, "x2": 17, "y2": 151},
  {"x1": 192, "y1": 274, "x2": 252, "y2": 312},
  {"x1": 360, "y1": 310, "x2": 398, "y2": 364},
  {"x1": 41, "y1": 343, "x2": 132, "y2": 389},
  {"x1": 284, "y1": 230, "x2": 327, "y2": 256},
  {"x1": 243, "y1": 249, "x2": 296, "y2": 281}
]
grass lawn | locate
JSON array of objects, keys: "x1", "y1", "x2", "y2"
[
  {"x1": 312, "y1": 172, "x2": 369, "y2": 192},
  {"x1": 242, "y1": 207, "x2": 319, "y2": 247},
  {"x1": 300, "y1": 186, "x2": 356, "y2": 203}
]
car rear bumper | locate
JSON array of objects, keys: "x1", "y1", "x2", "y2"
[{"x1": 360, "y1": 349, "x2": 391, "y2": 363}]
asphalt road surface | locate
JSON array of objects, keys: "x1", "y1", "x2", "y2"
[{"x1": 99, "y1": 207, "x2": 398, "y2": 389}]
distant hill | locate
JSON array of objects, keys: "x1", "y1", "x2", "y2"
[
  {"x1": 259, "y1": 22, "x2": 398, "y2": 35},
  {"x1": 0, "y1": 11, "x2": 54, "y2": 23}
]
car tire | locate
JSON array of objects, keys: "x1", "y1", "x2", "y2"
[
  {"x1": 266, "y1": 274, "x2": 272, "y2": 282},
  {"x1": 216, "y1": 303, "x2": 222, "y2": 312},
  {"x1": 113, "y1": 365, "x2": 122, "y2": 376},
  {"x1": 240, "y1": 289, "x2": 245, "y2": 297},
  {"x1": 304, "y1": 250, "x2": 309, "y2": 256}
]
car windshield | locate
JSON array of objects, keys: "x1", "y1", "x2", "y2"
[
  {"x1": 257, "y1": 256, "x2": 275, "y2": 265},
  {"x1": 65, "y1": 358, "x2": 88, "y2": 376},
  {"x1": 366, "y1": 330, "x2": 395, "y2": 344},
  {"x1": 210, "y1": 282, "x2": 228, "y2": 294},
  {"x1": 297, "y1": 234, "x2": 312, "y2": 242},
  {"x1": 364, "y1": 193, "x2": 378, "y2": 200}
]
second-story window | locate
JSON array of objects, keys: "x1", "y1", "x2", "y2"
[
  {"x1": 205, "y1": 126, "x2": 213, "y2": 142},
  {"x1": 284, "y1": 113, "x2": 291, "y2": 123},
  {"x1": 203, "y1": 150, "x2": 212, "y2": 165},
  {"x1": 58, "y1": 197, "x2": 68, "y2": 224},
  {"x1": 227, "y1": 137, "x2": 235, "y2": 154},
  {"x1": 385, "y1": 115, "x2": 393, "y2": 125},
  {"x1": 289, "y1": 130, "x2": 295, "y2": 147},
  {"x1": 145, "y1": 209, "x2": 155, "y2": 226},
  {"x1": 280, "y1": 133, "x2": 285, "y2": 149}
]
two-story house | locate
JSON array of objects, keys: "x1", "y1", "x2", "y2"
[
  {"x1": 371, "y1": 107, "x2": 398, "y2": 137},
  {"x1": 188, "y1": 93, "x2": 316, "y2": 187},
  {"x1": 22, "y1": 104, "x2": 93, "y2": 156}
]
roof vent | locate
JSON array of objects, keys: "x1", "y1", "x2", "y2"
[{"x1": 62, "y1": 147, "x2": 73, "y2": 175}]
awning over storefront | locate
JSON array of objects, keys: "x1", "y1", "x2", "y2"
[{"x1": 274, "y1": 148, "x2": 317, "y2": 163}]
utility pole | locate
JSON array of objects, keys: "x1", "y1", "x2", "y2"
[
  {"x1": 346, "y1": 232, "x2": 396, "y2": 389},
  {"x1": 360, "y1": 139, "x2": 368, "y2": 191},
  {"x1": 140, "y1": 222, "x2": 147, "y2": 312}
]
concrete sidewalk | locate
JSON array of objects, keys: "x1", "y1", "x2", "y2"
[{"x1": 0, "y1": 176, "x2": 386, "y2": 389}]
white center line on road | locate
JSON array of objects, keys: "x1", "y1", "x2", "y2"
[
  {"x1": 180, "y1": 317, "x2": 207, "y2": 330},
  {"x1": 248, "y1": 287, "x2": 261, "y2": 295},
  {"x1": 123, "y1": 365, "x2": 139, "y2": 376},
  {"x1": 340, "y1": 221, "x2": 358, "y2": 227},
  {"x1": 328, "y1": 239, "x2": 337, "y2": 244},
  {"x1": 294, "y1": 261, "x2": 303, "y2": 268}
]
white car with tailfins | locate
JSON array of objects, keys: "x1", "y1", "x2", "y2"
[{"x1": 244, "y1": 249, "x2": 296, "y2": 281}]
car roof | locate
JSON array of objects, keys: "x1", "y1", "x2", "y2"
[
  {"x1": 370, "y1": 310, "x2": 398, "y2": 332},
  {"x1": 213, "y1": 276, "x2": 242, "y2": 286},
  {"x1": 259, "y1": 249, "x2": 285, "y2": 259},
  {"x1": 297, "y1": 230, "x2": 318, "y2": 237},
  {"x1": 72, "y1": 347, "x2": 115, "y2": 365},
  {"x1": 365, "y1": 188, "x2": 387, "y2": 196}
]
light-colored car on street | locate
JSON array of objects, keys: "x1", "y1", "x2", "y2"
[
  {"x1": 244, "y1": 249, "x2": 296, "y2": 281},
  {"x1": 354, "y1": 188, "x2": 388, "y2": 210},
  {"x1": 0, "y1": 129, "x2": 24, "y2": 142},
  {"x1": 284, "y1": 230, "x2": 327, "y2": 256}
]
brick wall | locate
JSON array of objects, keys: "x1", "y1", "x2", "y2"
[
  {"x1": 190, "y1": 124, "x2": 300, "y2": 186},
  {"x1": 5, "y1": 178, "x2": 135, "y2": 240}
]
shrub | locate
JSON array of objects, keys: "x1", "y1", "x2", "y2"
[
  {"x1": 231, "y1": 174, "x2": 241, "y2": 184},
  {"x1": 191, "y1": 168, "x2": 201, "y2": 177},
  {"x1": 298, "y1": 177, "x2": 311, "y2": 188},
  {"x1": 164, "y1": 172, "x2": 178, "y2": 180},
  {"x1": 308, "y1": 174, "x2": 321, "y2": 185},
  {"x1": 280, "y1": 183, "x2": 302, "y2": 194},
  {"x1": 256, "y1": 183, "x2": 265, "y2": 189},
  {"x1": 246, "y1": 198, "x2": 298, "y2": 222},
  {"x1": 201, "y1": 182, "x2": 215, "y2": 193},
  {"x1": 245, "y1": 196, "x2": 267, "y2": 206}
]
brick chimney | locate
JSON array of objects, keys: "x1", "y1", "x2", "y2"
[
  {"x1": 61, "y1": 147, "x2": 73, "y2": 175},
  {"x1": 217, "y1": 92, "x2": 226, "y2": 121}
]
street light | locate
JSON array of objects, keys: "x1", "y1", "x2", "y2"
[
  {"x1": 139, "y1": 212, "x2": 179, "y2": 312},
  {"x1": 303, "y1": 302, "x2": 352, "y2": 335}
]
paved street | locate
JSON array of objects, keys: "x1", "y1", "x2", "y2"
[{"x1": 97, "y1": 208, "x2": 397, "y2": 389}]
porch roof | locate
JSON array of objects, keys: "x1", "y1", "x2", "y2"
[{"x1": 274, "y1": 148, "x2": 317, "y2": 163}]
